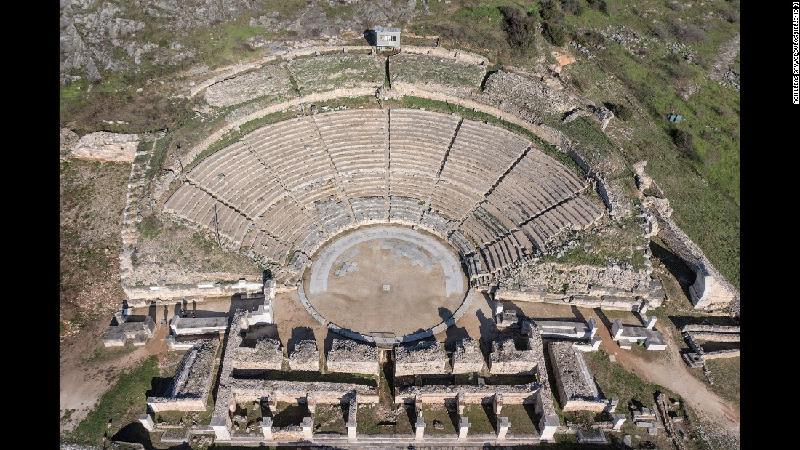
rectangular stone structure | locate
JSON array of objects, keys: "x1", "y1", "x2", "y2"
[
  {"x1": 261, "y1": 417, "x2": 273, "y2": 440},
  {"x1": 138, "y1": 414, "x2": 154, "y2": 432},
  {"x1": 497, "y1": 416, "x2": 510, "y2": 440},
  {"x1": 301, "y1": 416, "x2": 314, "y2": 440},
  {"x1": 415, "y1": 415, "x2": 426, "y2": 441},
  {"x1": 539, "y1": 414, "x2": 559, "y2": 442},
  {"x1": 210, "y1": 416, "x2": 231, "y2": 441},
  {"x1": 458, "y1": 416, "x2": 469, "y2": 440}
]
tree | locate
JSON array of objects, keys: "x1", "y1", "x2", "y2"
[{"x1": 499, "y1": 6, "x2": 537, "y2": 52}]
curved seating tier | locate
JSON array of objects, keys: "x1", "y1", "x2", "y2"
[{"x1": 164, "y1": 108, "x2": 605, "y2": 282}]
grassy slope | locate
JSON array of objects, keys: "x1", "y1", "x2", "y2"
[
  {"x1": 413, "y1": 0, "x2": 739, "y2": 287},
  {"x1": 561, "y1": 1, "x2": 740, "y2": 287},
  {"x1": 60, "y1": 160, "x2": 130, "y2": 335},
  {"x1": 65, "y1": 356, "x2": 159, "y2": 444}
]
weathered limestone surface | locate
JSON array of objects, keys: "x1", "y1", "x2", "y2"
[
  {"x1": 548, "y1": 341, "x2": 605, "y2": 412},
  {"x1": 71, "y1": 131, "x2": 140, "y2": 163},
  {"x1": 60, "y1": 128, "x2": 80, "y2": 158},
  {"x1": 489, "y1": 339, "x2": 537, "y2": 375},
  {"x1": 148, "y1": 339, "x2": 218, "y2": 412},
  {"x1": 203, "y1": 64, "x2": 295, "y2": 107},
  {"x1": 230, "y1": 337, "x2": 283, "y2": 370},
  {"x1": 451, "y1": 338, "x2": 485, "y2": 374},
  {"x1": 326, "y1": 338, "x2": 379, "y2": 376},
  {"x1": 288, "y1": 339, "x2": 320, "y2": 372},
  {"x1": 394, "y1": 340, "x2": 448, "y2": 376},
  {"x1": 498, "y1": 261, "x2": 661, "y2": 309}
]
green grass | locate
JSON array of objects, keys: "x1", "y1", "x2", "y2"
[
  {"x1": 557, "y1": 1, "x2": 740, "y2": 287},
  {"x1": 541, "y1": 215, "x2": 649, "y2": 268},
  {"x1": 420, "y1": 404, "x2": 457, "y2": 435},
  {"x1": 66, "y1": 356, "x2": 159, "y2": 445},
  {"x1": 461, "y1": 404, "x2": 495, "y2": 434},
  {"x1": 704, "y1": 357, "x2": 740, "y2": 406},
  {"x1": 137, "y1": 214, "x2": 162, "y2": 240},
  {"x1": 144, "y1": 137, "x2": 168, "y2": 181},
  {"x1": 288, "y1": 53, "x2": 383, "y2": 94},
  {"x1": 411, "y1": 0, "x2": 543, "y2": 66},
  {"x1": 583, "y1": 349, "x2": 661, "y2": 409},
  {"x1": 356, "y1": 403, "x2": 414, "y2": 435}
]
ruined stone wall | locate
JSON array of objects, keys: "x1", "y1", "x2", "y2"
[
  {"x1": 451, "y1": 338, "x2": 485, "y2": 374},
  {"x1": 147, "y1": 339, "x2": 218, "y2": 412},
  {"x1": 70, "y1": 131, "x2": 140, "y2": 163},
  {"x1": 394, "y1": 340, "x2": 448, "y2": 376},
  {"x1": 548, "y1": 341, "x2": 604, "y2": 411},
  {"x1": 635, "y1": 161, "x2": 739, "y2": 312},
  {"x1": 124, "y1": 280, "x2": 264, "y2": 306},
  {"x1": 325, "y1": 338, "x2": 379, "y2": 376},
  {"x1": 489, "y1": 339, "x2": 537, "y2": 375},
  {"x1": 523, "y1": 322, "x2": 558, "y2": 421},
  {"x1": 395, "y1": 384, "x2": 539, "y2": 405},
  {"x1": 497, "y1": 261, "x2": 661, "y2": 310},
  {"x1": 230, "y1": 338, "x2": 283, "y2": 371},
  {"x1": 288, "y1": 340, "x2": 320, "y2": 372},
  {"x1": 148, "y1": 398, "x2": 207, "y2": 413},
  {"x1": 231, "y1": 379, "x2": 378, "y2": 405}
]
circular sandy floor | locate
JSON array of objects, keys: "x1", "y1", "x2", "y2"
[{"x1": 302, "y1": 225, "x2": 467, "y2": 338}]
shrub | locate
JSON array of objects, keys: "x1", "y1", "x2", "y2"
[
  {"x1": 560, "y1": 0, "x2": 583, "y2": 16},
  {"x1": 586, "y1": 0, "x2": 609, "y2": 15},
  {"x1": 670, "y1": 128, "x2": 699, "y2": 161},
  {"x1": 538, "y1": 0, "x2": 567, "y2": 46},
  {"x1": 542, "y1": 21, "x2": 567, "y2": 46},
  {"x1": 138, "y1": 215, "x2": 162, "y2": 239},
  {"x1": 603, "y1": 102, "x2": 633, "y2": 121},
  {"x1": 574, "y1": 30, "x2": 605, "y2": 48},
  {"x1": 538, "y1": 0, "x2": 564, "y2": 22},
  {"x1": 499, "y1": 6, "x2": 537, "y2": 51},
  {"x1": 668, "y1": 17, "x2": 707, "y2": 43}
]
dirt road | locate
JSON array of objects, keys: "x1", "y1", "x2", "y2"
[
  {"x1": 585, "y1": 309, "x2": 740, "y2": 433},
  {"x1": 59, "y1": 320, "x2": 169, "y2": 433}
]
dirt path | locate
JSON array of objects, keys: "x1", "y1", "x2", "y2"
[
  {"x1": 585, "y1": 310, "x2": 739, "y2": 433},
  {"x1": 60, "y1": 320, "x2": 170, "y2": 433}
]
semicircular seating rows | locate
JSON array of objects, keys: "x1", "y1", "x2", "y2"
[{"x1": 164, "y1": 108, "x2": 605, "y2": 284}]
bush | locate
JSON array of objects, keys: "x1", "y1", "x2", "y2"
[
  {"x1": 670, "y1": 128, "x2": 699, "y2": 161},
  {"x1": 499, "y1": 6, "x2": 537, "y2": 51},
  {"x1": 138, "y1": 215, "x2": 162, "y2": 239},
  {"x1": 542, "y1": 21, "x2": 567, "y2": 46},
  {"x1": 574, "y1": 30, "x2": 605, "y2": 48},
  {"x1": 586, "y1": 0, "x2": 609, "y2": 15},
  {"x1": 603, "y1": 102, "x2": 633, "y2": 121},
  {"x1": 538, "y1": 0, "x2": 568, "y2": 46},
  {"x1": 560, "y1": 0, "x2": 583, "y2": 15},
  {"x1": 668, "y1": 17, "x2": 707, "y2": 43},
  {"x1": 538, "y1": 0, "x2": 564, "y2": 22}
]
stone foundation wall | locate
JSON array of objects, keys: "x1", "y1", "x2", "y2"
[
  {"x1": 148, "y1": 397, "x2": 207, "y2": 412},
  {"x1": 325, "y1": 338, "x2": 380, "y2": 376},
  {"x1": 489, "y1": 339, "x2": 537, "y2": 375},
  {"x1": 288, "y1": 340, "x2": 320, "y2": 372},
  {"x1": 394, "y1": 340, "x2": 448, "y2": 376},
  {"x1": 70, "y1": 131, "x2": 140, "y2": 163},
  {"x1": 451, "y1": 338, "x2": 485, "y2": 374}
]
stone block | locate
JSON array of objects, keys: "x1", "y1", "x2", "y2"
[
  {"x1": 497, "y1": 416, "x2": 510, "y2": 440},
  {"x1": 138, "y1": 414, "x2": 154, "y2": 432},
  {"x1": 458, "y1": 416, "x2": 469, "y2": 440},
  {"x1": 261, "y1": 417, "x2": 273, "y2": 440}
]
